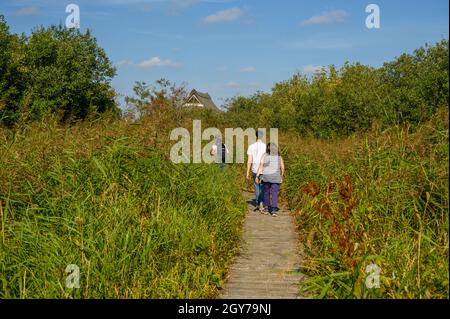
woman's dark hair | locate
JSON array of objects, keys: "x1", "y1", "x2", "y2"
[
  {"x1": 266, "y1": 143, "x2": 278, "y2": 155},
  {"x1": 256, "y1": 130, "x2": 264, "y2": 138}
]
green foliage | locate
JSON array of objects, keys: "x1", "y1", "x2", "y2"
[
  {"x1": 124, "y1": 79, "x2": 188, "y2": 119},
  {"x1": 0, "y1": 17, "x2": 118, "y2": 125},
  {"x1": 1, "y1": 15, "x2": 448, "y2": 299},
  {"x1": 0, "y1": 118, "x2": 246, "y2": 298},
  {"x1": 0, "y1": 15, "x2": 25, "y2": 125},
  {"x1": 284, "y1": 109, "x2": 449, "y2": 298},
  {"x1": 380, "y1": 40, "x2": 449, "y2": 124},
  {"x1": 225, "y1": 40, "x2": 449, "y2": 137}
]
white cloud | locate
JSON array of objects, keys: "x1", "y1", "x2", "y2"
[
  {"x1": 225, "y1": 81, "x2": 240, "y2": 88},
  {"x1": 302, "y1": 64, "x2": 324, "y2": 75},
  {"x1": 137, "y1": 57, "x2": 181, "y2": 68},
  {"x1": 117, "y1": 57, "x2": 181, "y2": 69},
  {"x1": 15, "y1": 6, "x2": 40, "y2": 16},
  {"x1": 240, "y1": 66, "x2": 256, "y2": 73},
  {"x1": 203, "y1": 7, "x2": 242, "y2": 24},
  {"x1": 302, "y1": 10, "x2": 349, "y2": 25}
]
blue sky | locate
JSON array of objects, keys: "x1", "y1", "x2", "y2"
[{"x1": 1, "y1": 0, "x2": 448, "y2": 108}]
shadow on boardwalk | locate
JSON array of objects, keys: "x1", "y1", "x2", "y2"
[{"x1": 220, "y1": 192, "x2": 305, "y2": 299}]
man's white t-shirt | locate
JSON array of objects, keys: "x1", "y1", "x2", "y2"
[{"x1": 247, "y1": 141, "x2": 266, "y2": 173}]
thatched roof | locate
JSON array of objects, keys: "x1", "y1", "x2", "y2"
[{"x1": 182, "y1": 89, "x2": 221, "y2": 112}]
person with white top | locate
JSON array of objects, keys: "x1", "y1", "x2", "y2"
[
  {"x1": 211, "y1": 136, "x2": 229, "y2": 170},
  {"x1": 246, "y1": 130, "x2": 266, "y2": 211}
]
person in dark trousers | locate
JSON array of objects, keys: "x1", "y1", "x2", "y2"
[
  {"x1": 211, "y1": 136, "x2": 229, "y2": 170},
  {"x1": 246, "y1": 130, "x2": 266, "y2": 212},
  {"x1": 255, "y1": 143, "x2": 284, "y2": 217}
]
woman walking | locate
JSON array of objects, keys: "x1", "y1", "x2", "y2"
[{"x1": 255, "y1": 143, "x2": 284, "y2": 217}]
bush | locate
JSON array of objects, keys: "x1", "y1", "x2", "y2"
[
  {"x1": 0, "y1": 17, "x2": 119, "y2": 126},
  {"x1": 0, "y1": 117, "x2": 246, "y2": 298},
  {"x1": 0, "y1": 15, "x2": 25, "y2": 125},
  {"x1": 283, "y1": 109, "x2": 449, "y2": 298},
  {"x1": 225, "y1": 40, "x2": 449, "y2": 138}
]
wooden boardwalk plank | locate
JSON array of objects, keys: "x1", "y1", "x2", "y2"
[{"x1": 220, "y1": 192, "x2": 304, "y2": 299}]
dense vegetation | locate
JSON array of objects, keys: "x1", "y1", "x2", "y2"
[
  {"x1": 225, "y1": 39, "x2": 449, "y2": 298},
  {"x1": 0, "y1": 116, "x2": 246, "y2": 298},
  {"x1": 0, "y1": 15, "x2": 118, "y2": 126},
  {"x1": 0, "y1": 16, "x2": 448, "y2": 299},
  {"x1": 225, "y1": 40, "x2": 448, "y2": 137},
  {"x1": 1, "y1": 18, "x2": 248, "y2": 299},
  {"x1": 282, "y1": 108, "x2": 448, "y2": 298}
]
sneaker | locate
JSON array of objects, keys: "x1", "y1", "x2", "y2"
[
  {"x1": 271, "y1": 213, "x2": 278, "y2": 217},
  {"x1": 253, "y1": 207, "x2": 260, "y2": 212},
  {"x1": 261, "y1": 207, "x2": 270, "y2": 215}
]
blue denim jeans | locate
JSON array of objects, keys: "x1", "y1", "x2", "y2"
[{"x1": 252, "y1": 173, "x2": 264, "y2": 206}]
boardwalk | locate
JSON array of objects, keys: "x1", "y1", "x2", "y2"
[{"x1": 220, "y1": 192, "x2": 304, "y2": 299}]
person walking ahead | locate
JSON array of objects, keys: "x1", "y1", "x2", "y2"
[
  {"x1": 255, "y1": 143, "x2": 284, "y2": 217},
  {"x1": 211, "y1": 136, "x2": 229, "y2": 170},
  {"x1": 246, "y1": 130, "x2": 266, "y2": 212}
]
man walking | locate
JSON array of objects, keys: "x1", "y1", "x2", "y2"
[
  {"x1": 211, "y1": 135, "x2": 229, "y2": 170},
  {"x1": 246, "y1": 130, "x2": 266, "y2": 211}
]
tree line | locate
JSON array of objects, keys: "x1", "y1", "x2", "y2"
[
  {"x1": 225, "y1": 39, "x2": 448, "y2": 137},
  {"x1": 2, "y1": 14, "x2": 448, "y2": 137}
]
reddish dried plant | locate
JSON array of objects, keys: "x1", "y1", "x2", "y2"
[
  {"x1": 300, "y1": 182, "x2": 320, "y2": 198},
  {"x1": 338, "y1": 175, "x2": 357, "y2": 219},
  {"x1": 303, "y1": 175, "x2": 361, "y2": 268}
]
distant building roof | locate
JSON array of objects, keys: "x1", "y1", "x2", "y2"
[{"x1": 182, "y1": 89, "x2": 221, "y2": 112}]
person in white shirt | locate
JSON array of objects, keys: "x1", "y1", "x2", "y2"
[
  {"x1": 210, "y1": 136, "x2": 229, "y2": 170},
  {"x1": 246, "y1": 130, "x2": 266, "y2": 211}
]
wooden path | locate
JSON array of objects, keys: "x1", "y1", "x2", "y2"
[{"x1": 220, "y1": 192, "x2": 304, "y2": 299}]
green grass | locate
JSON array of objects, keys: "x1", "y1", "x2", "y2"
[
  {"x1": 1, "y1": 107, "x2": 448, "y2": 299},
  {"x1": 283, "y1": 108, "x2": 449, "y2": 299},
  {"x1": 0, "y1": 118, "x2": 246, "y2": 298}
]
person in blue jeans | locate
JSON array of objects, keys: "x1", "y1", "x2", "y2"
[
  {"x1": 246, "y1": 131, "x2": 266, "y2": 211},
  {"x1": 255, "y1": 143, "x2": 285, "y2": 217}
]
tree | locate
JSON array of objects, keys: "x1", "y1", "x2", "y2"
[
  {"x1": 222, "y1": 40, "x2": 448, "y2": 137},
  {"x1": 1, "y1": 18, "x2": 119, "y2": 126},
  {"x1": 125, "y1": 79, "x2": 188, "y2": 119},
  {"x1": 22, "y1": 26, "x2": 118, "y2": 122},
  {"x1": 380, "y1": 39, "x2": 449, "y2": 124},
  {"x1": 0, "y1": 15, "x2": 25, "y2": 125}
]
